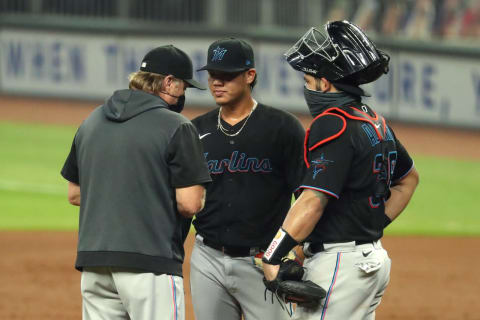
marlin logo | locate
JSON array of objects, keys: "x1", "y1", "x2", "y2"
[
  {"x1": 311, "y1": 153, "x2": 334, "y2": 179},
  {"x1": 212, "y1": 46, "x2": 228, "y2": 62}
]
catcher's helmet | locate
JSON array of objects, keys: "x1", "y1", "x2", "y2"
[{"x1": 285, "y1": 20, "x2": 389, "y2": 85}]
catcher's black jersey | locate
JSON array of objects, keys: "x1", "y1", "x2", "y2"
[
  {"x1": 192, "y1": 103, "x2": 305, "y2": 248},
  {"x1": 302, "y1": 103, "x2": 414, "y2": 244}
]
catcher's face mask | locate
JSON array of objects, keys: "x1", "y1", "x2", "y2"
[
  {"x1": 285, "y1": 20, "x2": 390, "y2": 85},
  {"x1": 285, "y1": 27, "x2": 339, "y2": 77}
]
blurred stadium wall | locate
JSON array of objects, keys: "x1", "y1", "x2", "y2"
[{"x1": 0, "y1": 0, "x2": 479, "y2": 128}]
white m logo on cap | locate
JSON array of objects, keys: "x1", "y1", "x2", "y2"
[{"x1": 212, "y1": 46, "x2": 228, "y2": 62}]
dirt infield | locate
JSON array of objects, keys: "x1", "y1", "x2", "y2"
[
  {"x1": 1, "y1": 232, "x2": 480, "y2": 320},
  {"x1": 1, "y1": 95, "x2": 480, "y2": 319}
]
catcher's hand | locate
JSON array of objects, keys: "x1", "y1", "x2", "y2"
[
  {"x1": 253, "y1": 247, "x2": 303, "y2": 271},
  {"x1": 263, "y1": 259, "x2": 326, "y2": 308}
]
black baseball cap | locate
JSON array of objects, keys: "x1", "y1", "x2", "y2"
[
  {"x1": 140, "y1": 45, "x2": 206, "y2": 90},
  {"x1": 198, "y1": 38, "x2": 255, "y2": 73}
]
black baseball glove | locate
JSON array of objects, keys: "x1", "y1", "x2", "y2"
[{"x1": 263, "y1": 259, "x2": 326, "y2": 309}]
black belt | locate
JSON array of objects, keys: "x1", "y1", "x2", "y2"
[
  {"x1": 202, "y1": 238, "x2": 264, "y2": 257},
  {"x1": 310, "y1": 240, "x2": 375, "y2": 254}
]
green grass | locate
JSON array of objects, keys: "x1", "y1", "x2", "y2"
[
  {"x1": 0, "y1": 122, "x2": 79, "y2": 230},
  {"x1": 0, "y1": 189, "x2": 78, "y2": 229},
  {"x1": 1, "y1": 121, "x2": 479, "y2": 235},
  {"x1": 385, "y1": 155, "x2": 480, "y2": 236}
]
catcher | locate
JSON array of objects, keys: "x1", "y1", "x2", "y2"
[{"x1": 263, "y1": 21, "x2": 419, "y2": 320}]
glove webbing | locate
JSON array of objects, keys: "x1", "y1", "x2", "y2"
[{"x1": 264, "y1": 286, "x2": 294, "y2": 317}]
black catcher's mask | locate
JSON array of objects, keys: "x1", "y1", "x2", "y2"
[{"x1": 285, "y1": 20, "x2": 390, "y2": 85}]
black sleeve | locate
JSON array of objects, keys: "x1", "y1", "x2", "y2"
[
  {"x1": 61, "y1": 136, "x2": 80, "y2": 184},
  {"x1": 166, "y1": 122, "x2": 212, "y2": 188},
  {"x1": 390, "y1": 128, "x2": 414, "y2": 183},
  {"x1": 280, "y1": 115, "x2": 306, "y2": 195},
  {"x1": 300, "y1": 121, "x2": 354, "y2": 199},
  {"x1": 391, "y1": 138, "x2": 414, "y2": 183}
]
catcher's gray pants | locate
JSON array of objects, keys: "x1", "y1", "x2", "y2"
[
  {"x1": 190, "y1": 235, "x2": 292, "y2": 320},
  {"x1": 294, "y1": 240, "x2": 391, "y2": 320},
  {"x1": 81, "y1": 267, "x2": 184, "y2": 320}
]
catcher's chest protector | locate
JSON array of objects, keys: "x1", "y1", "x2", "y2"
[{"x1": 304, "y1": 105, "x2": 392, "y2": 199}]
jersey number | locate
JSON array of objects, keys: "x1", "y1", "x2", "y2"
[{"x1": 369, "y1": 151, "x2": 397, "y2": 208}]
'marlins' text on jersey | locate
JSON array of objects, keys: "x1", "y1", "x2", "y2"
[
  {"x1": 190, "y1": 103, "x2": 305, "y2": 247},
  {"x1": 205, "y1": 151, "x2": 273, "y2": 174}
]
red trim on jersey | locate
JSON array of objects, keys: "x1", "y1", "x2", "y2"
[
  {"x1": 304, "y1": 127, "x2": 311, "y2": 168},
  {"x1": 381, "y1": 116, "x2": 387, "y2": 137},
  {"x1": 303, "y1": 112, "x2": 347, "y2": 168},
  {"x1": 303, "y1": 105, "x2": 387, "y2": 168},
  {"x1": 308, "y1": 113, "x2": 347, "y2": 152},
  {"x1": 300, "y1": 186, "x2": 339, "y2": 199},
  {"x1": 351, "y1": 106, "x2": 379, "y2": 121},
  {"x1": 327, "y1": 107, "x2": 384, "y2": 141}
]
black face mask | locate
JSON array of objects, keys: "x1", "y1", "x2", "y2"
[
  {"x1": 303, "y1": 85, "x2": 358, "y2": 117},
  {"x1": 168, "y1": 95, "x2": 185, "y2": 113}
]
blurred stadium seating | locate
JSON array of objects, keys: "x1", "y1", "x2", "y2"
[
  {"x1": 0, "y1": 0, "x2": 478, "y2": 41},
  {"x1": 0, "y1": 0, "x2": 479, "y2": 129}
]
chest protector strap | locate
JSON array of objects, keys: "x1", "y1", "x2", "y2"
[{"x1": 304, "y1": 104, "x2": 392, "y2": 199}]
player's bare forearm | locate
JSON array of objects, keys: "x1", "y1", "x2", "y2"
[
  {"x1": 263, "y1": 190, "x2": 327, "y2": 280},
  {"x1": 67, "y1": 182, "x2": 81, "y2": 206},
  {"x1": 282, "y1": 189, "x2": 329, "y2": 242},
  {"x1": 176, "y1": 185, "x2": 206, "y2": 218},
  {"x1": 385, "y1": 167, "x2": 419, "y2": 221}
]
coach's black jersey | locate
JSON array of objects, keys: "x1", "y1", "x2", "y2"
[
  {"x1": 192, "y1": 103, "x2": 305, "y2": 248},
  {"x1": 301, "y1": 103, "x2": 414, "y2": 244}
]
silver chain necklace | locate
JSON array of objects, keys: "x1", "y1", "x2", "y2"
[{"x1": 217, "y1": 100, "x2": 258, "y2": 137}]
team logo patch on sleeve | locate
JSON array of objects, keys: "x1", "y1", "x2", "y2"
[{"x1": 311, "y1": 153, "x2": 334, "y2": 179}]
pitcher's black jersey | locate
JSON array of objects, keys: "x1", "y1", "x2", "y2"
[
  {"x1": 192, "y1": 103, "x2": 305, "y2": 248},
  {"x1": 301, "y1": 103, "x2": 414, "y2": 244}
]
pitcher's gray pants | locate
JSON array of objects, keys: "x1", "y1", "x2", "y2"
[{"x1": 190, "y1": 235, "x2": 292, "y2": 320}]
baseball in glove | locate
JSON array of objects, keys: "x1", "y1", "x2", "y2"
[{"x1": 263, "y1": 259, "x2": 326, "y2": 309}]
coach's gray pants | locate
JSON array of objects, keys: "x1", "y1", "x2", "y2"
[
  {"x1": 190, "y1": 235, "x2": 291, "y2": 320},
  {"x1": 81, "y1": 266, "x2": 184, "y2": 320}
]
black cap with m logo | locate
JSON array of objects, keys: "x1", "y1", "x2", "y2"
[
  {"x1": 140, "y1": 45, "x2": 205, "y2": 90},
  {"x1": 198, "y1": 38, "x2": 255, "y2": 73}
]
